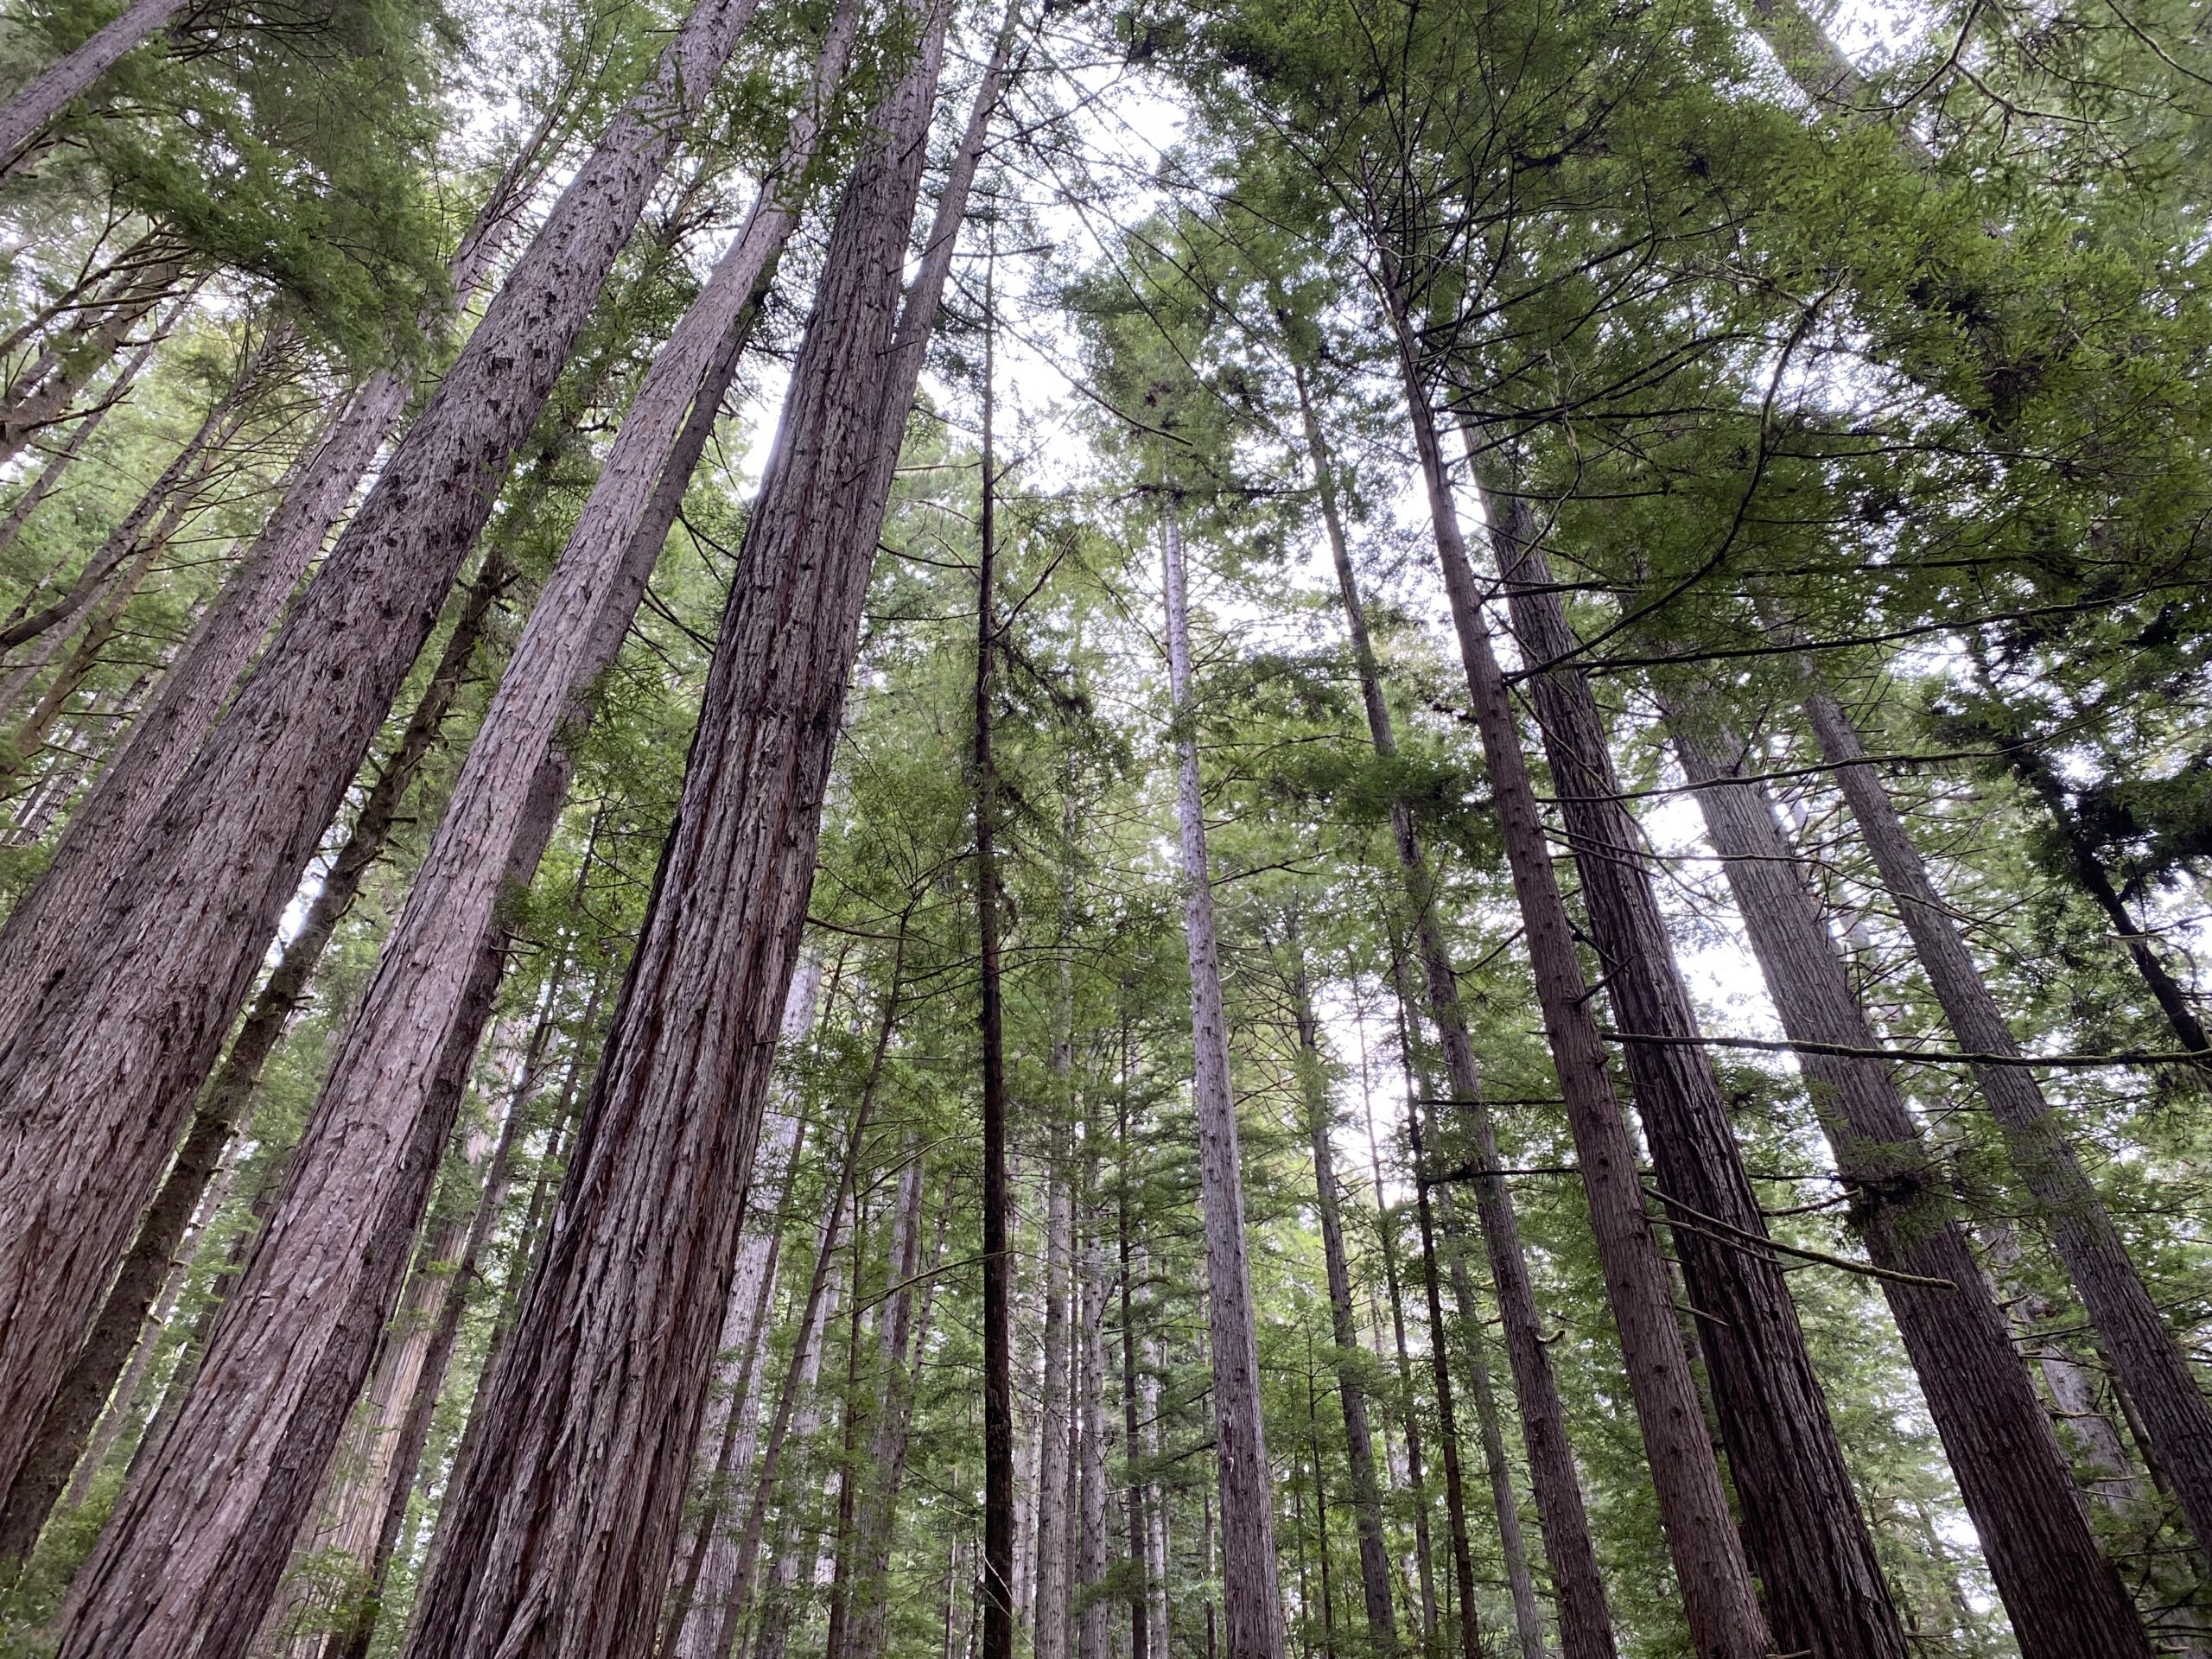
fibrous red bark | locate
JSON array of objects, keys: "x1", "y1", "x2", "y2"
[
  {"x1": 0, "y1": 0, "x2": 764, "y2": 1541},
  {"x1": 1666, "y1": 702, "x2": 2152, "y2": 1659},
  {"x1": 391, "y1": 17, "x2": 985, "y2": 1656}
]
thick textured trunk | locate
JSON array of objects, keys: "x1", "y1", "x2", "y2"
[
  {"x1": 1160, "y1": 501, "x2": 1288, "y2": 1659},
  {"x1": 0, "y1": 551, "x2": 502, "y2": 1571},
  {"x1": 667, "y1": 960, "x2": 822, "y2": 1659},
  {"x1": 0, "y1": 0, "x2": 766, "y2": 1529},
  {"x1": 1283, "y1": 931, "x2": 1398, "y2": 1655},
  {"x1": 1668, "y1": 705, "x2": 2152, "y2": 1656},
  {"x1": 4, "y1": 146, "x2": 544, "y2": 989},
  {"x1": 0, "y1": 0, "x2": 188, "y2": 174},
  {"x1": 322, "y1": 994, "x2": 575, "y2": 1659},
  {"x1": 394, "y1": 21, "x2": 988, "y2": 1656},
  {"x1": 1379, "y1": 327, "x2": 1771, "y2": 1659},
  {"x1": 1800, "y1": 678, "x2": 2212, "y2": 1563},
  {"x1": 1295, "y1": 365, "x2": 1610, "y2": 1659}
]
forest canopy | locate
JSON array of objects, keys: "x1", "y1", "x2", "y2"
[{"x1": 0, "y1": 0, "x2": 2206, "y2": 1656}]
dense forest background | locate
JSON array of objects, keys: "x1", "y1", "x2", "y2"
[{"x1": 0, "y1": 0, "x2": 2206, "y2": 1655}]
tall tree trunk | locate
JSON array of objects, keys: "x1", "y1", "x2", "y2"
[
  {"x1": 1281, "y1": 922, "x2": 1398, "y2": 1656},
  {"x1": 1160, "y1": 498, "x2": 1288, "y2": 1659},
  {"x1": 1798, "y1": 675, "x2": 2212, "y2": 1564},
  {"x1": 1035, "y1": 1132, "x2": 1073, "y2": 1659},
  {"x1": 392, "y1": 20, "x2": 998, "y2": 1656},
  {"x1": 321, "y1": 982, "x2": 581, "y2": 1659},
  {"x1": 0, "y1": 0, "x2": 767, "y2": 1528},
  {"x1": 975, "y1": 259, "x2": 1017, "y2": 1659},
  {"x1": 1358, "y1": 1038, "x2": 1438, "y2": 1656},
  {"x1": 1116, "y1": 1090, "x2": 1154, "y2": 1659},
  {"x1": 844, "y1": 1173, "x2": 953, "y2": 1659},
  {"x1": 1665, "y1": 701, "x2": 2152, "y2": 1656},
  {"x1": 1076, "y1": 1205, "x2": 1110, "y2": 1659},
  {"x1": 1373, "y1": 309, "x2": 1772, "y2": 1659},
  {"x1": 1440, "y1": 1258, "x2": 1541, "y2": 1659},
  {"x1": 743, "y1": 1211, "x2": 855, "y2": 1659},
  {"x1": 1293, "y1": 360, "x2": 1610, "y2": 1659},
  {"x1": 1394, "y1": 1022, "x2": 1484, "y2": 1659},
  {"x1": 0, "y1": 548, "x2": 504, "y2": 1571},
  {"x1": 1481, "y1": 463, "x2": 1906, "y2": 1659},
  {"x1": 3, "y1": 131, "x2": 549, "y2": 995},
  {"x1": 0, "y1": 0, "x2": 188, "y2": 175}
]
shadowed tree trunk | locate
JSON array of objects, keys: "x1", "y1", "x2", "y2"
[
  {"x1": 0, "y1": 132, "x2": 550, "y2": 1007},
  {"x1": 0, "y1": 0, "x2": 768, "y2": 1529},
  {"x1": 1485, "y1": 479, "x2": 1909, "y2": 1658},
  {"x1": 1797, "y1": 673, "x2": 2212, "y2": 1566},
  {"x1": 975, "y1": 258, "x2": 1017, "y2": 1659},
  {"x1": 666, "y1": 960, "x2": 823, "y2": 1659},
  {"x1": 1666, "y1": 701, "x2": 2152, "y2": 1657},
  {"x1": 1293, "y1": 357, "x2": 1611, "y2": 1659},
  {"x1": 1281, "y1": 921, "x2": 1399, "y2": 1656},
  {"x1": 1372, "y1": 301, "x2": 1773, "y2": 1659},
  {"x1": 392, "y1": 27, "x2": 1001, "y2": 1650},
  {"x1": 1160, "y1": 497, "x2": 1289, "y2": 1659},
  {"x1": 0, "y1": 548, "x2": 504, "y2": 1571}
]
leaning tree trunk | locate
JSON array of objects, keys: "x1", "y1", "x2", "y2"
[
  {"x1": 1282, "y1": 925, "x2": 1399, "y2": 1655},
  {"x1": 1293, "y1": 359, "x2": 1612, "y2": 1659},
  {"x1": 0, "y1": 0, "x2": 767, "y2": 1532},
  {"x1": 1798, "y1": 675, "x2": 2212, "y2": 1565},
  {"x1": 1160, "y1": 499, "x2": 1289, "y2": 1659},
  {"x1": 0, "y1": 130, "x2": 551, "y2": 1004},
  {"x1": 392, "y1": 22, "x2": 988, "y2": 1655},
  {"x1": 1375, "y1": 309, "x2": 1773, "y2": 1659},
  {"x1": 0, "y1": 0, "x2": 189, "y2": 176},
  {"x1": 1485, "y1": 487, "x2": 1908, "y2": 1659},
  {"x1": 1666, "y1": 701, "x2": 2152, "y2": 1658},
  {"x1": 44, "y1": 16, "x2": 849, "y2": 1610},
  {"x1": 0, "y1": 550, "x2": 503, "y2": 1570},
  {"x1": 0, "y1": 292, "x2": 175, "y2": 560}
]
